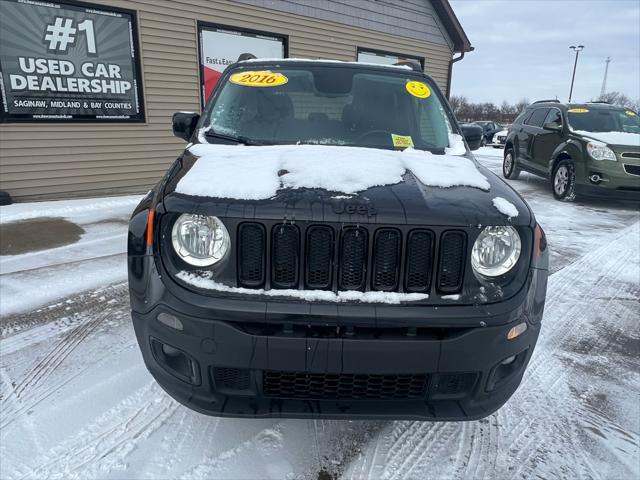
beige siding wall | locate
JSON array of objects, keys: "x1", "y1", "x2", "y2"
[{"x1": 0, "y1": 0, "x2": 453, "y2": 201}]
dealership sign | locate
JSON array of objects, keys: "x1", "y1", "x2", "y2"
[
  {"x1": 198, "y1": 23, "x2": 287, "y2": 106},
  {"x1": 0, "y1": 0, "x2": 144, "y2": 122}
]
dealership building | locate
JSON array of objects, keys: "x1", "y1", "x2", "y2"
[{"x1": 0, "y1": 0, "x2": 471, "y2": 201}]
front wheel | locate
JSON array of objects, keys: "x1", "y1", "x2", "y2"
[
  {"x1": 481, "y1": 137, "x2": 487, "y2": 147},
  {"x1": 552, "y1": 159, "x2": 576, "y2": 201},
  {"x1": 503, "y1": 149, "x2": 520, "y2": 179}
]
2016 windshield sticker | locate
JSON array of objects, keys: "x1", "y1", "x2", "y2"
[
  {"x1": 625, "y1": 110, "x2": 637, "y2": 116},
  {"x1": 229, "y1": 71, "x2": 288, "y2": 87},
  {"x1": 406, "y1": 81, "x2": 431, "y2": 98},
  {"x1": 391, "y1": 134, "x2": 414, "y2": 148},
  {"x1": 568, "y1": 108, "x2": 589, "y2": 113}
]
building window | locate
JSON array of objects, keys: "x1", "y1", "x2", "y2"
[
  {"x1": 0, "y1": 0, "x2": 145, "y2": 123},
  {"x1": 356, "y1": 47, "x2": 424, "y2": 70},
  {"x1": 198, "y1": 22, "x2": 288, "y2": 107}
]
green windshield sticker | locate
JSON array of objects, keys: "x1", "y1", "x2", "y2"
[{"x1": 391, "y1": 134, "x2": 414, "y2": 148}]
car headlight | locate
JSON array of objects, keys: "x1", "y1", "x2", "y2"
[
  {"x1": 171, "y1": 214, "x2": 230, "y2": 266},
  {"x1": 471, "y1": 226, "x2": 522, "y2": 277},
  {"x1": 586, "y1": 141, "x2": 616, "y2": 161}
]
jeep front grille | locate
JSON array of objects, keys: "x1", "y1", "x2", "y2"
[
  {"x1": 405, "y1": 230, "x2": 434, "y2": 293},
  {"x1": 236, "y1": 223, "x2": 468, "y2": 295},
  {"x1": 271, "y1": 224, "x2": 300, "y2": 288},
  {"x1": 339, "y1": 227, "x2": 368, "y2": 290},
  {"x1": 437, "y1": 231, "x2": 467, "y2": 292},
  {"x1": 238, "y1": 223, "x2": 266, "y2": 288},
  {"x1": 372, "y1": 229, "x2": 401, "y2": 291}
]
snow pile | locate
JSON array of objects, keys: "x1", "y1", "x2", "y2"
[
  {"x1": 177, "y1": 271, "x2": 429, "y2": 304},
  {"x1": 445, "y1": 133, "x2": 467, "y2": 155},
  {"x1": 572, "y1": 130, "x2": 640, "y2": 146},
  {"x1": 492, "y1": 197, "x2": 519, "y2": 218},
  {"x1": 178, "y1": 144, "x2": 489, "y2": 200},
  {"x1": 0, "y1": 195, "x2": 141, "y2": 224},
  {"x1": 441, "y1": 294, "x2": 460, "y2": 301}
]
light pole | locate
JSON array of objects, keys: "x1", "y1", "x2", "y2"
[{"x1": 568, "y1": 45, "x2": 584, "y2": 103}]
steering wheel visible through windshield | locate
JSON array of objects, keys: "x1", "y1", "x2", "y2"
[{"x1": 201, "y1": 64, "x2": 458, "y2": 152}]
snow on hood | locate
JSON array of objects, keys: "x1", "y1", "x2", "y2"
[
  {"x1": 492, "y1": 197, "x2": 518, "y2": 219},
  {"x1": 177, "y1": 271, "x2": 429, "y2": 303},
  {"x1": 573, "y1": 130, "x2": 640, "y2": 146},
  {"x1": 177, "y1": 144, "x2": 489, "y2": 200}
]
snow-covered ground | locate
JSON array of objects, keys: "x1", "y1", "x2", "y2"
[
  {"x1": 1, "y1": 153, "x2": 638, "y2": 479},
  {"x1": 0, "y1": 196, "x2": 140, "y2": 319}
]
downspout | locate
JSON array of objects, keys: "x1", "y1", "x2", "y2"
[{"x1": 446, "y1": 51, "x2": 465, "y2": 100}]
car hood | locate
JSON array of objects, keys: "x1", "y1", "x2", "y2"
[
  {"x1": 572, "y1": 130, "x2": 640, "y2": 148},
  {"x1": 162, "y1": 144, "x2": 532, "y2": 227}
]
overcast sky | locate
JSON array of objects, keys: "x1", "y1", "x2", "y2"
[{"x1": 449, "y1": 0, "x2": 640, "y2": 104}]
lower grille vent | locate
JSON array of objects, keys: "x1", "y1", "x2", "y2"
[
  {"x1": 213, "y1": 367, "x2": 251, "y2": 391},
  {"x1": 263, "y1": 370, "x2": 428, "y2": 400}
]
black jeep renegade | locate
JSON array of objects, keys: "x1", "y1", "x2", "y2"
[{"x1": 128, "y1": 58, "x2": 548, "y2": 420}]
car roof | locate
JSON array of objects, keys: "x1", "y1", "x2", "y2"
[
  {"x1": 232, "y1": 58, "x2": 425, "y2": 75},
  {"x1": 529, "y1": 101, "x2": 627, "y2": 111}
]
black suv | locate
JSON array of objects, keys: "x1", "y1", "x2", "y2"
[
  {"x1": 128, "y1": 58, "x2": 548, "y2": 420},
  {"x1": 502, "y1": 101, "x2": 640, "y2": 201}
]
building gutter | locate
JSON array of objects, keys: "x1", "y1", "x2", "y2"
[{"x1": 446, "y1": 50, "x2": 470, "y2": 99}]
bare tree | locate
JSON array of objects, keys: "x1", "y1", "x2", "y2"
[{"x1": 596, "y1": 91, "x2": 639, "y2": 111}]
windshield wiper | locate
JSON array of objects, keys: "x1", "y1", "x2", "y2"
[{"x1": 204, "y1": 130, "x2": 266, "y2": 146}]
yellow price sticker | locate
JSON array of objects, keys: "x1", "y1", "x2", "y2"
[
  {"x1": 391, "y1": 134, "x2": 414, "y2": 148},
  {"x1": 229, "y1": 71, "x2": 288, "y2": 87},
  {"x1": 568, "y1": 108, "x2": 589, "y2": 113},
  {"x1": 625, "y1": 110, "x2": 637, "y2": 116},
  {"x1": 406, "y1": 81, "x2": 431, "y2": 98}
]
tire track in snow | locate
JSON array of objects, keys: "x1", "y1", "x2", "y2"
[
  {"x1": 0, "y1": 284, "x2": 130, "y2": 429},
  {"x1": 344, "y1": 222, "x2": 640, "y2": 480},
  {"x1": 15, "y1": 382, "x2": 178, "y2": 480},
  {"x1": 0, "y1": 313, "x2": 107, "y2": 429}
]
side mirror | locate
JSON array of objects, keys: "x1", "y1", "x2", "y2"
[
  {"x1": 543, "y1": 122, "x2": 562, "y2": 133},
  {"x1": 460, "y1": 124, "x2": 483, "y2": 151},
  {"x1": 172, "y1": 112, "x2": 200, "y2": 141}
]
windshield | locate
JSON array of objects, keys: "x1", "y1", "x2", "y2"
[
  {"x1": 201, "y1": 65, "x2": 459, "y2": 152},
  {"x1": 568, "y1": 107, "x2": 640, "y2": 133}
]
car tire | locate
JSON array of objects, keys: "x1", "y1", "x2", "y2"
[
  {"x1": 503, "y1": 149, "x2": 520, "y2": 180},
  {"x1": 552, "y1": 159, "x2": 576, "y2": 202},
  {"x1": 481, "y1": 137, "x2": 487, "y2": 147}
]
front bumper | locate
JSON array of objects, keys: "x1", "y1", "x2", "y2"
[
  {"x1": 130, "y1": 256, "x2": 547, "y2": 420},
  {"x1": 577, "y1": 157, "x2": 640, "y2": 200}
]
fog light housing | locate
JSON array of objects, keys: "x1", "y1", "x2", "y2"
[{"x1": 150, "y1": 337, "x2": 200, "y2": 385}]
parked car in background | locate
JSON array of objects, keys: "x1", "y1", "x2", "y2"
[
  {"x1": 502, "y1": 100, "x2": 640, "y2": 201},
  {"x1": 474, "y1": 121, "x2": 502, "y2": 146},
  {"x1": 491, "y1": 127, "x2": 509, "y2": 148},
  {"x1": 128, "y1": 57, "x2": 548, "y2": 421},
  {"x1": 460, "y1": 122, "x2": 483, "y2": 150}
]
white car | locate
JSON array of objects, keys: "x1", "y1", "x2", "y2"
[{"x1": 491, "y1": 129, "x2": 509, "y2": 148}]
